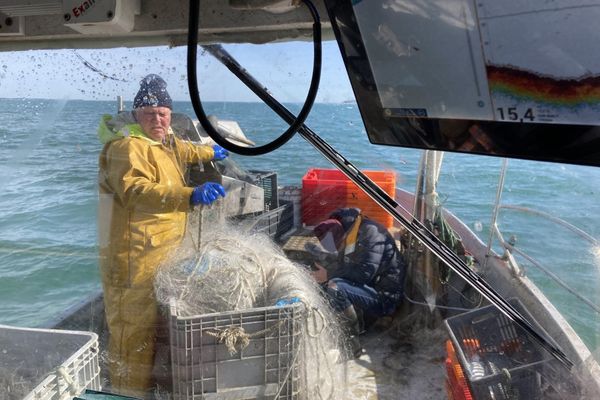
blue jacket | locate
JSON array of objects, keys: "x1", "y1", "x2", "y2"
[{"x1": 330, "y1": 208, "x2": 406, "y2": 301}]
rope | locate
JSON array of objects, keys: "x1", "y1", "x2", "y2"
[
  {"x1": 57, "y1": 366, "x2": 80, "y2": 395},
  {"x1": 430, "y1": 208, "x2": 465, "y2": 285},
  {"x1": 305, "y1": 307, "x2": 326, "y2": 338},
  {"x1": 404, "y1": 293, "x2": 474, "y2": 312},
  {"x1": 204, "y1": 320, "x2": 285, "y2": 355},
  {"x1": 273, "y1": 338, "x2": 303, "y2": 400}
]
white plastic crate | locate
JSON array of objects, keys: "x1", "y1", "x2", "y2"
[
  {"x1": 0, "y1": 324, "x2": 100, "y2": 400},
  {"x1": 169, "y1": 301, "x2": 305, "y2": 400}
]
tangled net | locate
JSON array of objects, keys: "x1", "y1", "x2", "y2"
[
  {"x1": 0, "y1": 365, "x2": 30, "y2": 400},
  {"x1": 154, "y1": 221, "x2": 349, "y2": 399}
]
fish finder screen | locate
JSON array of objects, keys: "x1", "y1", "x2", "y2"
[{"x1": 325, "y1": 0, "x2": 600, "y2": 167}]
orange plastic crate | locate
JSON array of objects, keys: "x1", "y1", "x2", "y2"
[
  {"x1": 445, "y1": 340, "x2": 473, "y2": 400},
  {"x1": 301, "y1": 168, "x2": 396, "y2": 228}
]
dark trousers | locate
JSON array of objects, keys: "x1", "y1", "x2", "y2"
[{"x1": 326, "y1": 278, "x2": 396, "y2": 317}]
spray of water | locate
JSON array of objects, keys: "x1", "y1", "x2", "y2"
[{"x1": 592, "y1": 245, "x2": 600, "y2": 268}]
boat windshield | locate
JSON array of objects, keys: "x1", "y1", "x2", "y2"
[{"x1": 0, "y1": 41, "x2": 598, "y2": 399}]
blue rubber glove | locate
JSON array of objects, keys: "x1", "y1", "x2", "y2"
[
  {"x1": 275, "y1": 297, "x2": 302, "y2": 307},
  {"x1": 212, "y1": 145, "x2": 229, "y2": 161},
  {"x1": 190, "y1": 182, "x2": 226, "y2": 206}
]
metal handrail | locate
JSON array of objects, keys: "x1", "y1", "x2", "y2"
[
  {"x1": 499, "y1": 205, "x2": 599, "y2": 246},
  {"x1": 493, "y1": 211, "x2": 600, "y2": 315},
  {"x1": 484, "y1": 158, "x2": 508, "y2": 271}
]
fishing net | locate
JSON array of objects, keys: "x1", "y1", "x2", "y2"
[
  {"x1": 154, "y1": 219, "x2": 349, "y2": 400},
  {"x1": 0, "y1": 366, "x2": 31, "y2": 400}
]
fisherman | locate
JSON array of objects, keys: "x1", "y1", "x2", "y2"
[
  {"x1": 97, "y1": 74, "x2": 229, "y2": 397},
  {"x1": 309, "y1": 207, "x2": 407, "y2": 357}
]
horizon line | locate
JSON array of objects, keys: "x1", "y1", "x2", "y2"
[{"x1": 0, "y1": 96, "x2": 357, "y2": 105}]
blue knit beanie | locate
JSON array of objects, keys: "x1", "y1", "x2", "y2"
[{"x1": 133, "y1": 74, "x2": 173, "y2": 109}]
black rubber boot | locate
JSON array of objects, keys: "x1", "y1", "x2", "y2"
[{"x1": 342, "y1": 305, "x2": 364, "y2": 359}]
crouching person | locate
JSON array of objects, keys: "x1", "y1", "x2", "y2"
[{"x1": 309, "y1": 208, "x2": 407, "y2": 358}]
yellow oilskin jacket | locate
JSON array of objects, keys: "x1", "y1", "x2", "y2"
[{"x1": 97, "y1": 112, "x2": 215, "y2": 395}]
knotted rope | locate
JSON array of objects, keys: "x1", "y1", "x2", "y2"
[{"x1": 204, "y1": 320, "x2": 285, "y2": 355}]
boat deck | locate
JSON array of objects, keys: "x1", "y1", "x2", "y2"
[
  {"x1": 46, "y1": 227, "x2": 449, "y2": 400},
  {"x1": 51, "y1": 294, "x2": 449, "y2": 400},
  {"x1": 282, "y1": 229, "x2": 447, "y2": 400},
  {"x1": 346, "y1": 321, "x2": 447, "y2": 400}
]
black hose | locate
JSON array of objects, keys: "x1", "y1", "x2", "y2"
[{"x1": 187, "y1": 0, "x2": 322, "y2": 156}]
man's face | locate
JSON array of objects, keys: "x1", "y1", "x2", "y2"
[{"x1": 136, "y1": 106, "x2": 172, "y2": 142}]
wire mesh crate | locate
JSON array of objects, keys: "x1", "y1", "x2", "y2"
[
  {"x1": 0, "y1": 324, "x2": 101, "y2": 400},
  {"x1": 444, "y1": 299, "x2": 553, "y2": 400},
  {"x1": 169, "y1": 301, "x2": 305, "y2": 400}
]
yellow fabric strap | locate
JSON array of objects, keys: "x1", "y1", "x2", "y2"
[{"x1": 344, "y1": 214, "x2": 362, "y2": 256}]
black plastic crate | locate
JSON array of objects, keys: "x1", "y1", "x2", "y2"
[
  {"x1": 249, "y1": 170, "x2": 278, "y2": 211},
  {"x1": 444, "y1": 299, "x2": 552, "y2": 400},
  {"x1": 234, "y1": 200, "x2": 293, "y2": 241}
]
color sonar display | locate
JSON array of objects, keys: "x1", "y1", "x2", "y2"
[{"x1": 352, "y1": 0, "x2": 600, "y2": 125}]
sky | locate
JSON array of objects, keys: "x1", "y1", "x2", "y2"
[{"x1": 0, "y1": 41, "x2": 356, "y2": 104}]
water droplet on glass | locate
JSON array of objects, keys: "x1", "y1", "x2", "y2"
[{"x1": 474, "y1": 221, "x2": 483, "y2": 232}]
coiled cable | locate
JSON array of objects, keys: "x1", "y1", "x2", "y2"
[{"x1": 187, "y1": 0, "x2": 322, "y2": 155}]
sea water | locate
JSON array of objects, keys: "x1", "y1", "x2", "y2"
[{"x1": 0, "y1": 98, "x2": 598, "y2": 353}]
